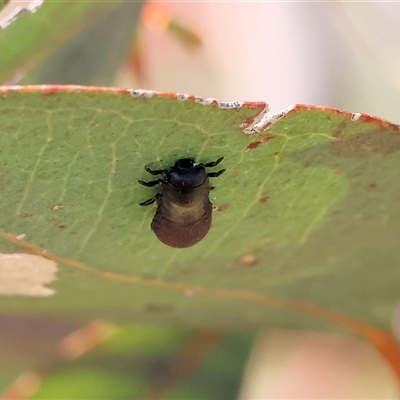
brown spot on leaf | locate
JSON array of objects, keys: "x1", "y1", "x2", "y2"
[
  {"x1": 274, "y1": 151, "x2": 280, "y2": 156},
  {"x1": 246, "y1": 135, "x2": 275, "y2": 151},
  {"x1": 242, "y1": 116, "x2": 255, "y2": 127},
  {"x1": 213, "y1": 204, "x2": 229, "y2": 212},
  {"x1": 57, "y1": 225, "x2": 66, "y2": 229},
  {"x1": 23, "y1": 213, "x2": 33, "y2": 218},
  {"x1": 259, "y1": 195, "x2": 270, "y2": 203},
  {"x1": 240, "y1": 254, "x2": 259, "y2": 267},
  {"x1": 369, "y1": 182, "x2": 377, "y2": 188},
  {"x1": 247, "y1": 141, "x2": 262, "y2": 150},
  {"x1": 333, "y1": 169, "x2": 341, "y2": 175}
]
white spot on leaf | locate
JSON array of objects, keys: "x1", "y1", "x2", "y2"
[
  {"x1": 194, "y1": 96, "x2": 214, "y2": 106},
  {"x1": 218, "y1": 101, "x2": 243, "y2": 109},
  {"x1": 177, "y1": 93, "x2": 190, "y2": 101},
  {"x1": 0, "y1": 253, "x2": 57, "y2": 296},
  {"x1": 243, "y1": 104, "x2": 294, "y2": 134},
  {"x1": 128, "y1": 89, "x2": 155, "y2": 98}
]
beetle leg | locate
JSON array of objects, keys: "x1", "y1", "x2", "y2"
[
  {"x1": 201, "y1": 156, "x2": 224, "y2": 168},
  {"x1": 145, "y1": 165, "x2": 167, "y2": 175},
  {"x1": 139, "y1": 196, "x2": 158, "y2": 206},
  {"x1": 208, "y1": 168, "x2": 226, "y2": 178},
  {"x1": 138, "y1": 179, "x2": 163, "y2": 187}
]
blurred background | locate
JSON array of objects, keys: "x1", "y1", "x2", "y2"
[
  {"x1": 115, "y1": 1, "x2": 400, "y2": 122},
  {"x1": 1, "y1": 1, "x2": 400, "y2": 398}
]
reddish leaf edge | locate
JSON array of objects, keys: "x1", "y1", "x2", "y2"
[
  {"x1": 1, "y1": 230, "x2": 399, "y2": 387},
  {"x1": 0, "y1": 85, "x2": 398, "y2": 134},
  {"x1": 0, "y1": 84, "x2": 265, "y2": 112}
]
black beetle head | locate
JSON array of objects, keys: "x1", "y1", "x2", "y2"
[{"x1": 168, "y1": 158, "x2": 207, "y2": 189}]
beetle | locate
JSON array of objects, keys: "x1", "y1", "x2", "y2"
[{"x1": 138, "y1": 157, "x2": 225, "y2": 248}]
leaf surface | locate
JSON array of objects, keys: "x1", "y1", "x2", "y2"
[{"x1": 0, "y1": 86, "x2": 399, "y2": 341}]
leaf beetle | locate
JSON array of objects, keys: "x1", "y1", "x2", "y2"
[{"x1": 139, "y1": 157, "x2": 225, "y2": 248}]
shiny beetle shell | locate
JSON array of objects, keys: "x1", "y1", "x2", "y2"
[{"x1": 138, "y1": 157, "x2": 225, "y2": 248}]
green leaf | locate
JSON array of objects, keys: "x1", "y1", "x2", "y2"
[
  {"x1": 0, "y1": 1, "x2": 130, "y2": 84},
  {"x1": 0, "y1": 86, "x2": 398, "y2": 338},
  {"x1": 32, "y1": 1, "x2": 143, "y2": 85}
]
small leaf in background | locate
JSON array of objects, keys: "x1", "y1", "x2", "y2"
[
  {"x1": 33, "y1": 1, "x2": 144, "y2": 86},
  {"x1": 126, "y1": 2, "x2": 203, "y2": 83},
  {"x1": 0, "y1": 1, "x2": 143, "y2": 85},
  {"x1": 141, "y1": 2, "x2": 202, "y2": 48},
  {"x1": 58, "y1": 321, "x2": 118, "y2": 360}
]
